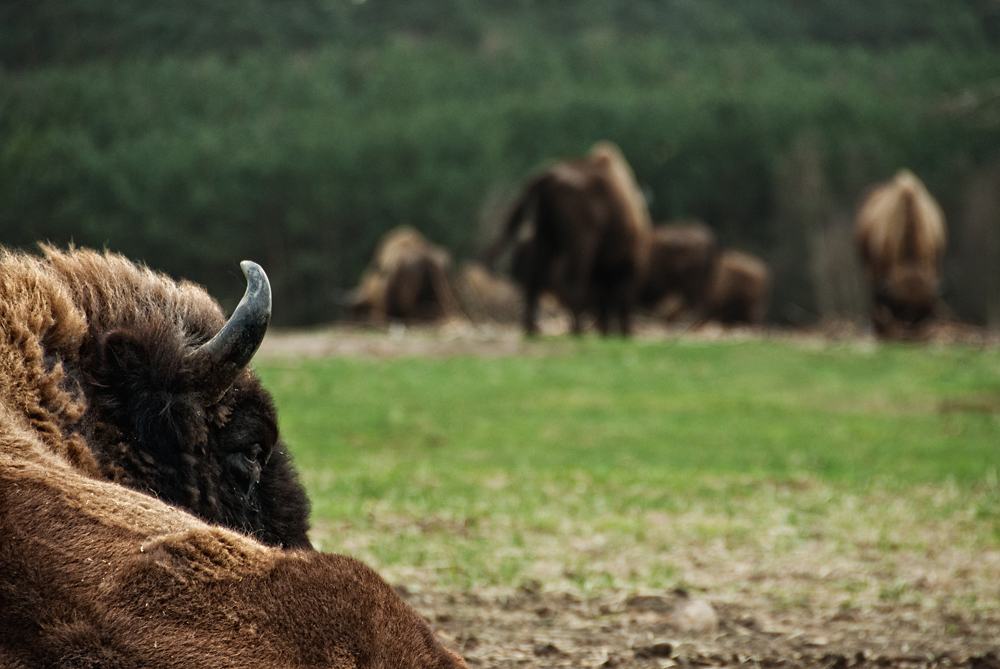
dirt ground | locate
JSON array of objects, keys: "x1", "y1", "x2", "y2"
[
  {"x1": 411, "y1": 586, "x2": 1000, "y2": 669},
  {"x1": 258, "y1": 317, "x2": 1000, "y2": 360},
  {"x1": 258, "y1": 319, "x2": 1000, "y2": 668}
]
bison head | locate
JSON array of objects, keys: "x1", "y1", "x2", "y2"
[
  {"x1": 875, "y1": 263, "x2": 939, "y2": 328},
  {"x1": 83, "y1": 262, "x2": 310, "y2": 549}
]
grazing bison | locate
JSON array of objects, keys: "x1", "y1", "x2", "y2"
[
  {"x1": 702, "y1": 250, "x2": 772, "y2": 325},
  {"x1": 0, "y1": 246, "x2": 467, "y2": 668},
  {"x1": 350, "y1": 226, "x2": 459, "y2": 324},
  {"x1": 484, "y1": 141, "x2": 652, "y2": 335},
  {"x1": 0, "y1": 246, "x2": 310, "y2": 548},
  {"x1": 640, "y1": 221, "x2": 719, "y2": 320},
  {"x1": 854, "y1": 170, "x2": 947, "y2": 337}
]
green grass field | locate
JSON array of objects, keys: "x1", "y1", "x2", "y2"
[{"x1": 256, "y1": 336, "x2": 1000, "y2": 606}]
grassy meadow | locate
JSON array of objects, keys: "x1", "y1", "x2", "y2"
[{"x1": 256, "y1": 336, "x2": 1000, "y2": 610}]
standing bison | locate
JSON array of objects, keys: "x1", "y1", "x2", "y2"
[
  {"x1": 639, "y1": 221, "x2": 719, "y2": 320},
  {"x1": 854, "y1": 170, "x2": 947, "y2": 337},
  {"x1": 702, "y1": 250, "x2": 772, "y2": 325},
  {"x1": 0, "y1": 246, "x2": 310, "y2": 548},
  {"x1": 0, "y1": 245, "x2": 467, "y2": 668},
  {"x1": 350, "y1": 226, "x2": 459, "y2": 324},
  {"x1": 484, "y1": 141, "x2": 652, "y2": 335}
]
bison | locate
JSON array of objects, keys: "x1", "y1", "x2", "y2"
[
  {"x1": 350, "y1": 226, "x2": 459, "y2": 324},
  {"x1": 484, "y1": 141, "x2": 652, "y2": 335},
  {"x1": 0, "y1": 245, "x2": 467, "y2": 668},
  {"x1": 702, "y1": 250, "x2": 772, "y2": 325},
  {"x1": 854, "y1": 170, "x2": 947, "y2": 337},
  {"x1": 0, "y1": 246, "x2": 310, "y2": 548},
  {"x1": 453, "y1": 261, "x2": 522, "y2": 323},
  {"x1": 639, "y1": 221, "x2": 719, "y2": 321}
]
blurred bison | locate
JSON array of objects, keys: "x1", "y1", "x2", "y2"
[
  {"x1": 703, "y1": 250, "x2": 772, "y2": 325},
  {"x1": 640, "y1": 221, "x2": 719, "y2": 321},
  {"x1": 0, "y1": 245, "x2": 468, "y2": 667},
  {"x1": 453, "y1": 261, "x2": 522, "y2": 323},
  {"x1": 485, "y1": 141, "x2": 651, "y2": 335},
  {"x1": 0, "y1": 246, "x2": 310, "y2": 548},
  {"x1": 351, "y1": 226, "x2": 459, "y2": 324},
  {"x1": 854, "y1": 170, "x2": 947, "y2": 337}
]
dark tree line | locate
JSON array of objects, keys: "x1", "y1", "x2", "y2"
[{"x1": 2, "y1": 1, "x2": 999, "y2": 324}]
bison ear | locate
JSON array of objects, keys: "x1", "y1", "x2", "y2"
[
  {"x1": 100, "y1": 330, "x2": 157, "y2": 382},
  {"x1": 96, "y1": 328, "x2": 200, "y2": 447},
  {"x1": 97, "y1": 327, "x2": 190, "y2": 402}
]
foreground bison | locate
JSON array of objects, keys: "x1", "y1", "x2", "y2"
[
  {"x1": 854, "y1": 170, "x2": 947, "y2": 337},
  {"x1": 1, "y1": 423, "x2": 467, "y2": 667},
  {"x1": 350, "y1": 226, "x2": 459, "y2": 324},
  {"x1": 702, "y1": 250, "x2": 772, "y2": 325},
  {"x1": 640, "y1": 221, "x2": 719, "y2": 320},
  {"x1": 0, "y1": 247, "x2": 310, "y2": 548},
  {"x1": 0, "y1": 246, "x2": 467, "y2": 667},
  {"x1": 485, "y1": 141, "x2": 652, "y2": 335}
]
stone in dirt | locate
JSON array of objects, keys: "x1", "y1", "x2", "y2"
[{"x1": 672, "y1": 598, "x2": 719, "y2": 633}]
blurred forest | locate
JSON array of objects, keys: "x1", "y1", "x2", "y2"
[{"x1": 2, "y1": 0, "x2": 1000, "y2": 325}]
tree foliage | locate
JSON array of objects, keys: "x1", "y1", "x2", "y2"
[{"x1": 2, "y1": 2, "x2": 999, "y2": 323}]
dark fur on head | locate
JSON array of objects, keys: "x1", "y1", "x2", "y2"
[
  {"x1": 5, "y1": 246, "x2": 310, "y2": 548},
  {"x1": 86, "y1": 321, "x2": 310, "y2": 548}
]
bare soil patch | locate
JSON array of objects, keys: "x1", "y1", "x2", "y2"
[
  {"x1": 259, "y1": 321, "x2": 535, "y2": 359},
  {"x1": 413, "y1": 586, "x2": 999, "y2": 669}
]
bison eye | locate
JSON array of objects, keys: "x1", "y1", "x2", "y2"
[
  {"x1": 233, "y1": 444, "x2": 264, "y2": 491},
  {"x1": 240, "y1": 442, "x2": 267, "y2": 466}
]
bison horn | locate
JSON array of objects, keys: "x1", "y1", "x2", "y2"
[{"x1": 195, "y1": 261, "x2": 272, "y2": 403}]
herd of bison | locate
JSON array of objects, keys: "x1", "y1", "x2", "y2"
[
  {"x1": 350, "y1": 142, "x2": 946, "y2": 341},
  {"x1": 0, "y1": 142, "x2": 973, "y2": 667}
]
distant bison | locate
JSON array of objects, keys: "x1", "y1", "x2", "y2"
[
  {"x1": 854, "y1": 170, "x2": 947, "y2": 337},
  {"x1": 0, "y1": 245, "x2": 468, "y2": 668},
  {"x1": 0, "y1": 246, "x2": 310, "y2": 548},
  {"x1": 640, "y1": 221, "x2": 719, "y2": 320},
  {"x1": 351, "y1": 226, "x2": 459, "y2": 324},
  {"x1": 485, "y1": 141, "x2": 652, "y2": 335},
  {"x1": 453, "y1": 261, "x2": 522, "y2": 323},
  {"x1": 703, "y1": 250, "x2": 772, "y2": 325}
]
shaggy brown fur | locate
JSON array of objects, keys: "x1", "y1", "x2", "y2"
[
  {"x1": 854, "y1": 170, "x2": 947, "y2": 337},
  {"x1": 640, "y1": 221, "x2": 719, "y2": 320},
  {"x1": 0, "y1": 246, "x2": 310, "y2": 548},
  {"x1": 0, "y1": 427, "x2": 466, "y2": 667},
  {"x1": 702, "y1": 250, "x2": 772, "y2": 325},
  {"x1": 350, "y1": 226, "x2": 459, "y2": 324},
  {"x1": 484, "y1": 142, "x2": 652, "y2": 336},
  {"x1": 0, "y1": 246, "x2": 467, "y2": 668}
]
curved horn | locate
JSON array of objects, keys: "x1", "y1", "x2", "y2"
[{"x1": 195, "y1": 261, "x2": 271, "y2": 403}]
